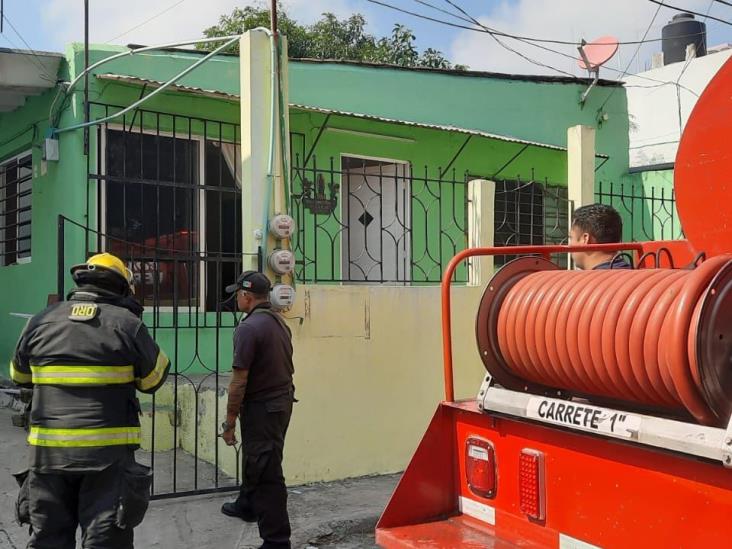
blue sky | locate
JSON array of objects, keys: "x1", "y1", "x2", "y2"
[{"x1": 2, "y1": 1, "x2": 731, "y2": 75}]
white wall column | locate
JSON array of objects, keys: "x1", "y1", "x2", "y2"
[
  {"x1": 567, "y1": 124, "x2": 596, "y2": 211},
  {"x1": 468, "y1": 178, "x2": 495, "y2": 286}
]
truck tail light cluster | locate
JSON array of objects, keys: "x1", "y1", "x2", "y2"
[
  {"x1": 519, "y1": 448, "x2": 546, "y2": 521},
  {"x1": 465, "y1": 436, "x2": 496, "y2": 499}
]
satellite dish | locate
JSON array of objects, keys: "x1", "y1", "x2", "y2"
[
  {"x1": 577, "y1": 36, "x2": 619, "y2": 106},
  {"x1": 577, "y1": 36, "x2": 620, "y2": 70}
]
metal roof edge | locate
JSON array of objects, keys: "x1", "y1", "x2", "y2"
[
  {"x1": 119, "y1": 44, "x2": 624, "y2": 86},
  {"x1": 291, "y1": 58, "x2": 624, "y2": 87},
  {"x1": 0, "y1": 47, "x2": 65, "y2": 58}
]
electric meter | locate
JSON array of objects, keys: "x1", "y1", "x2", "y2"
[
  {"x1": 268, "y1": 249, "x2": 295, "y2": 275},
  {"x1": 269, "y1": 214, "x2": 295, "y2": 239}
]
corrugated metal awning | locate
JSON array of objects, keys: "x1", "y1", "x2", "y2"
[
  {"x1": 96, "y1": 73, "x2": 239, "y2": 102},
  {"x1": 290, "y1": 104, "x2": 578, "y2": 154}
]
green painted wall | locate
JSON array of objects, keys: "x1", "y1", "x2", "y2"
[
  {"x1": 0, "y1": 53, "x2": 89, "y2": 372},
  {"x1": 597, "y1": 169, "x2": 681, "y2": 243},
  {"x1": 288, "y1": 110, "x2": 567, "y2": 282},
  {"x1": 288, "y1": 61, "x2": 630, "y2": 185},
  {"x1": 0, "y1": 43, "x2": 630, "y2": 376}
]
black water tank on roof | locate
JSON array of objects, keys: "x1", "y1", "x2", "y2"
[{"x1": 662, "y1": 13, "x2": 707, "y2": 65}]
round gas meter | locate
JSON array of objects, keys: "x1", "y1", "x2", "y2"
[
  {"x1": 268, "y1": 249, "x2": 296, "y2": 275},
  {"x1": 270, "y1": 284, "x2": 295, "y2": 310},
  {"x1": 269, "y1": 214, "x2": 295, "y2": 240}
]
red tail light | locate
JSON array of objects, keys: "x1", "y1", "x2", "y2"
[
  {"x1": 519, "y1": 448, "x2": 546, "y2": 520},
  {"x1": 465, "y1": 437, "x2": 496, "y2": 499}
]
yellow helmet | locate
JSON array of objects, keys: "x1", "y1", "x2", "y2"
[{"x1": 71, "y1": 253, "x2": 134, "y2": 290}]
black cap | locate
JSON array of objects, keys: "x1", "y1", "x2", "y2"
[{"x1": 225, "y1": 271, "x2": 272, "y2": 295}]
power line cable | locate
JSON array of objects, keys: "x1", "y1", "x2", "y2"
[
  {"x1": 676, "y1": 0, "x2": 715, "y2": 83},
  {"x1": 387, "y1": 0, "x2": 703, "y2": 96},
  {"x1": 375, "y1": 0, "x2": 715, "y2": 46},
  {"x1": 647, "y1": 0, "x2": 732, "y2": 25},
  {"x1": 406, "y1": 0, "x2": 731, "y2": 92},
  {"x1": 1, "y1": 13, "x2": 56, "y2": 82},
  {"x1": 598, "y1": 1, "x2": 664, "y2": 111},
  {"x1": 106, "y1": 0, "x2": 188, "y2": 43},
  {"x1": 439, "y1": 0, "x2": 674, "y2": 87},
  {"x1": 712, "y1": 0, "x2": 732, "y2": 7},
  {"x1": 671, "y1": 1, "x2": 715, "y2": 131},
  {"x1": 412, "y1": 0, "x2": 478, "y2": 25},
  {"x1": 437, "y1": 0, "x2": 577, "y2": 77}
]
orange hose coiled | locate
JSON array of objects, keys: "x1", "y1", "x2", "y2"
[{"x1": 492, "y1": 255, "x2": 732, "y2": 425}]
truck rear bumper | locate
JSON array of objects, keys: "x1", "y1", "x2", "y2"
[{"x1": 377, "y1": 515, "x2": 533, "y2": 548}]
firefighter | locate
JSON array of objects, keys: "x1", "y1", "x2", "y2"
[
  {"x1": 9, "y1": 253, "x2": 170, "y2": 549},
  {"x1": 220, "y1": 271, "x2": 294, "y2": 549},
  {"x1": 569, "y1": 203, "x2": 633, "y2": 270}
]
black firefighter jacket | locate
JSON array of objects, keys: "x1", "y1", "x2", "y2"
[{"x1": 10, "y1": 288, "x2": 170, "y2": 472}]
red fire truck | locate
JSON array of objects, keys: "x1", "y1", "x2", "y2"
[{"x1": 376, "y1": 59, "x2": 732, "y2": 549}]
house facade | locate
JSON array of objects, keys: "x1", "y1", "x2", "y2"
[{"x1": 0, "y1": 42, "x2": 636, "y2": 495}]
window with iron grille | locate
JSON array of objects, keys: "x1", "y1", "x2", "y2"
[
  {"x1": 493, "y1": 180, "x2": 569, "y2": 268},
  {"x1": 101, "y1": 127, "x2": 241, "y2": 309},
  {"x1": 0, "y1": 152, "x2": 32, "y2": 267}
]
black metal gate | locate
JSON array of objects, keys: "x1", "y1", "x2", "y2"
[{"x1": 57, "y1": 104, "x2": 252, "y2": 498}]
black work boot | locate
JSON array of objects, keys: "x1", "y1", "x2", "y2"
[
  {"x1": 257, "y1": 543, "x2": 291, "y2": 549},
  {"x1": 221, "y1": 501, "x2": 257, "y2": 522}
]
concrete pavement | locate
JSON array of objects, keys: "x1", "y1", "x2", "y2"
[{"x1": 0, "y1": 408, "x2": 397, "y2": 549}]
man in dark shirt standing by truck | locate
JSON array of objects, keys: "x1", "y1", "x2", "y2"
[{"x1": 220, "y1": 271, "x2": 294, "y2": 549}]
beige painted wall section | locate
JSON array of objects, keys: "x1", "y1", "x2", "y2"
[
  {"x1": 136, "y1": 179, "x2": 497, "y2": 484},
  {"x1": 138, "y1": 284, "x2": 488, "y2": 484},
  {"x1": 281, "y1": 284, "x2": 487, "y2": 483}
]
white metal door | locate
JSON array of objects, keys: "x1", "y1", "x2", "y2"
[{"x1": 342, "y1": 158, "x2": 410, "y2": 282}]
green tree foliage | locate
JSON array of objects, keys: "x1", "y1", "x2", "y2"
[{"x1": 200, "y1": 3, "x2": 466, "y2": 70}]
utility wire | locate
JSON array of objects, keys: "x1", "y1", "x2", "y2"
[
  {"x1": 55, "y1": 35, "x2": 240, "y2": 134},
  {"x1": 412, "y1": 0, "x2": 476, "y2": 25},
  {"x1": 438, "y1": 0, "x2": 576, "y2": 77},
  {"x1": 106, "y1": 0, "x2": 188, "y2": 43},
  {"x1": 411, "y1": 0, "x2": 718, "y2": 91},
  {"x1": 377, "y1": 0, "x2": 715, "y2": 46},
  {"x1": 598, "y1": 1, "x2": 664, "y2": 111},
  {"x1": 672, "y1": 1, "x2": 715, "y2": 131},
  {"x1": 389, "y1": 0, "x2": 703, "y2": 96},
  {"x1": 713, "y1": 0, "x2": 732, "y2": 7},
  {"x1": 439, "y1": 0, "x2": 657, "y2": 85},
  {"x1": 675, "y1": 0, "x2": 712, "y2": 85},
  {"x1": 647, "y1": 0, "x2": 732, "y2": 25},
  {"x1": 1, "y1": 13, "x2": 56, "y2": 82}
]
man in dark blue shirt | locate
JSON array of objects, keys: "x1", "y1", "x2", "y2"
[
  {"x1": 569, "y1": 204, "x2": 632, "y2": 270},
  {"x1": 220, "y1": 271, "x2": 294, "y2": 549}
]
